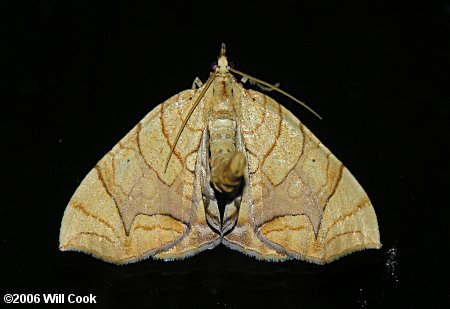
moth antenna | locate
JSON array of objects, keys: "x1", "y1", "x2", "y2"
[
  {"x1": 249, "y1": 79, "x2": 281, "y2": 92},
  {"x1": 229, "y1": 67, "x2": 322, "y2": 120},
  {"x1": 164, "y1": 70, "x2": 218, "y2": 173}
]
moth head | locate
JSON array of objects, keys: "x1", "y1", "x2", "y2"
[{"x1": 217, "y1": 42, "x2": 229, "y2": 73}]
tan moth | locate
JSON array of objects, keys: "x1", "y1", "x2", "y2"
[{"x1": 59, "y1": 44, "x2": 381, "y2": 264}]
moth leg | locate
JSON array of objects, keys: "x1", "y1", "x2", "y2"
[
  {"x1": 241, "y1": 76, "x2": 280, "y2": 92},
  {"x1": 191, "y1": 77, "x2": 203, "y2": 89}
]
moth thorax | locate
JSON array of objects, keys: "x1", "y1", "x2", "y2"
[
  {"x1": 208, "y1": 118, "x2": 245, "y2": 193},
  {"x1": 217, "y1": 55, "x2": 228, "y2": 73}
]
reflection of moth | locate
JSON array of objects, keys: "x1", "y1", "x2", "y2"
[{"x1": 60, "y1": 44, "x2": 381, "y2": 264}]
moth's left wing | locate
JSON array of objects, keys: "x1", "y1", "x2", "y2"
[
  {"x1": 224, "y1": 89, "x2": 381, "y2": 264},
  {"x1": 60, "y1": 89, "x2": 220, "y2": 264}
]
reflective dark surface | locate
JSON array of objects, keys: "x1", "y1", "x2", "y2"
[{"x1": 5, "y1": 1, "x2": 449, "y2": 308}]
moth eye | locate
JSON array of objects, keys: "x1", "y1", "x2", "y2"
[
  {"x1": 228, "y1": 61, "x2": 234, "y2": 68},
  {"x1": 211, "y1": 62, "x2": 218, "y2": 71}
]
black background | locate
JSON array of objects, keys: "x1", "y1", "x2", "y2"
[{"x1": 4, "y1": 1, "x2": 450, "y2": 308}]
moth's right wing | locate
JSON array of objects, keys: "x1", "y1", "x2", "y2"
[
  {"x1": 59, "y1": 89, "x2": 220, "y2": 264},
  {"x1": 224, "y1": 89, "x2": 380, "y2": 264}
]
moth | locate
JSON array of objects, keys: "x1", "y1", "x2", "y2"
[{"x1": 60, "y1": 44, "x2": 381, "y2": 264}]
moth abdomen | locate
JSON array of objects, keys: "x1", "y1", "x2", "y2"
[{"x1": 208, "y1": 118, "x2": 246, "y2": 193}]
